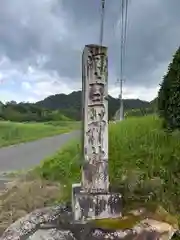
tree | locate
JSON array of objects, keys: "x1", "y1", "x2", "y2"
[{"x1": 158, "y1": 47, "x2": 180, "y2": 130}]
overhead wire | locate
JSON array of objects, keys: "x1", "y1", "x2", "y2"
[
  {"x1": 100, "y1": 0, "x2": 106, "y2": 46},
  {"x1": 98, "y1": 0, "x2": 129, "y2": 121},
  {"x1": 120, "y1": 0, "x2": 129, "y2": 82},
  {"x1": 119, "y1": 0, "x2": 129, "y2": 120},
  {"x1": 98, "y1": 0, "x2": 129, "y2": 78},
  {"x1": 123, "y1": 0, "x2": 129, "y2": 77},
  {"x1": 120, "y1": 0, "x2": 125, "y2": 81}
]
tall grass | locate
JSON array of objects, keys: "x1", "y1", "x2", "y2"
[
  {"x1": 0, "y1": 121, "x2": 79, "y2": 147},
  {"x1": 36, "y1": 115, "x2": 180, "y2": 215}
]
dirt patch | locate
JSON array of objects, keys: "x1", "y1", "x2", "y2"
[{"x1": 0, "y1": 176, "x2": 61, "y2": 235}]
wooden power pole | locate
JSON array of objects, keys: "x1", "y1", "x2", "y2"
[{"x1": 119, "y1": 78, "x2": 124, "y2": 121}]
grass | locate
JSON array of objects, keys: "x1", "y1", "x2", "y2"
[
  {"x1": 35, "y1": 115, "x2": 180, "y2": 217},
  {"x1": 0, "y1": 121, "x2": 80, "y2": 147},
  {"x1": 0, "y1": 177, "x2": 62, "y2": 234}
]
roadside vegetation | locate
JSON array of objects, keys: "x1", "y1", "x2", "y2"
[
  {"x1": 1, "y1": 115, "x2": 180, "y2": 234},
  {"x1": 34, "y1": 115, "x2": 180, "y2": 218},
  {"x1": 0, "y1": 121, "x2": 79, "y2": 147}
]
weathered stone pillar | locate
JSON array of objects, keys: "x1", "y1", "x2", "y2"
[
  {"x1": 72, "y1": 44, "x2": 122, "y2": 222},
  {"x1": 82, "y1": 44, "x2": 109, "y2": 193}
]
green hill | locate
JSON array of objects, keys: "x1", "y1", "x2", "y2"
[
  {"x1": 36, "y1": 91, "x2": 151, "y2": 120},
  {"x1": 0, "y1": 91, "x2": 156, "y2": 122}
]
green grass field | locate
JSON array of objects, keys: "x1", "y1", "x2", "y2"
[
  {"x1": 35, "y1": 115, "x2": 180, "y2": 216},
  {"x1": 0, "y1": 121, "x2": 80, "y2": 147}
]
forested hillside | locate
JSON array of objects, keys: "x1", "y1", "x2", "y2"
[
  {"x1": 0, "y1": 91, "x2": 154, "y2": 122},
  {"x1": 37, "y1": 91, "x2": 151, "y2": 120}
]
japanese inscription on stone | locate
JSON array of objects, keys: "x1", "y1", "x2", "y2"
[{"x1": 82, "y1": 45, "x2": 109, "y2": 193}]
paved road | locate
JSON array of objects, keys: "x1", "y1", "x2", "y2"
[{"x1": 0, "y1": 130, "x2": 80, "y2": 173}]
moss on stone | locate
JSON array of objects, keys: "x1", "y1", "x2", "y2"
[
  {"x1": 93, "y1": 215, "x2": 141, "y2": 230},
  {"x1": 92, "y1": 204, "x2": 179, "y2": 230}
]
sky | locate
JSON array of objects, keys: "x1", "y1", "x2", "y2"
[{"x1": 0, "y1": 0, "x2": 180, "y2": 103}]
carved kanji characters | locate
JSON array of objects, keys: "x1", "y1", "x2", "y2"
[{"x1": 89, "y1": 84, "x2": 105, "y2": 105}]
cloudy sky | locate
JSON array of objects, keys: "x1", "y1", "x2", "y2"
[{"x1": 0, "y1": 0, "x2": 180, "y2": 103}]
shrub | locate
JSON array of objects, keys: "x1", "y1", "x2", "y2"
[{"x1": 158, "y1": 47, "x2": 180, "y2": 130}]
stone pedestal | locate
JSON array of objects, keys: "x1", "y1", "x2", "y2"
[{"x1": 72, "y1": 184, "x2": 122, "y2": 222}]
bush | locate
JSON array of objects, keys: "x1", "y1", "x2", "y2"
[{"x1": 158, "y1": 47, "x2": 180, "y2": 130}]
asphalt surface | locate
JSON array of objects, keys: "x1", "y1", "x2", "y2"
[{"x1": 0, "y1": 130, "x2": 80, "y2": 173}]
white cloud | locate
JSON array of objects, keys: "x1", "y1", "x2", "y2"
[
  {"x1": 109, "y1": 85, "x2": 159, "y2": 101},
  {"x1": 31, "y1": 79, "x2": 75, "y2": 98},
  {"x1": 0, "y1": 89, "x2": 24, "y2": 103},
  {"x1": 21, "y1": 81, "x2": 32, "y2": 90},
  {"x1": 0, "y1": 58, "x2": 160, "y2": 103}
]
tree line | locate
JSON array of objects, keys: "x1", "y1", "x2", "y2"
[
  {"x1": 158, "y1": 46, "x2": 180, "y2": 131},
  {"x1": 0, "y1": 101, "x2": 70, "y2": 122}
]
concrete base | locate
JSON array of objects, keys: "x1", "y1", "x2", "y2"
[{"x1": 72, "y1": 183, "x2": 122, "y2": 222}]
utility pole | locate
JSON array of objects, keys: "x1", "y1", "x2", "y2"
[
  {"x1": 119, "y1": 78, "x2": 124, "y2": 121},
  {"x1": 117, "y1": 78, "x2": 124, "y2": 121}
]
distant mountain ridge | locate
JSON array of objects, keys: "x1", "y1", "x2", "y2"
[
  {"x1": 36, "y1": 91, "x2": 152, "y2": 120},
  {"x1": 0, "y1": 91, "x2": 156, "y2": 122}
]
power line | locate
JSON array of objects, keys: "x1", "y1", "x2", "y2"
[
  {"x1": 120, "y1": 0, "x2": 125, "y2": 80},
  {"x1": 98, "y1": 0, "x2": 129, "y2": 121},
  {"x1": 123, "y1": 0, "x2": 129, "y2": 72},
  {"x1": 120, "y1": 0, "x2": 129, "y2": 82},
  {"x1": 118, "y1": 0, "x2": 129, "y2": 121},
  {"x1": 119, "y1": 0, "x2": 125, "y2": 121},
  {"x1": 100, "y1": 0, "x2": 106, "y2": 46}
]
